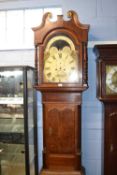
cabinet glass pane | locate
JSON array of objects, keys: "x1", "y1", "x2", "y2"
[
  {"x1": 0, "y1": 68, "x2": 25, "y2": 175},
  {"x1": 0, "y1": 69, "x2": 23, "y2": 98},
  {"x1": 0, "y1": 67, "x2": 37, "y2": 175},
  {"x1": 27, "y1": 69, "x2": 35, "y2": 175},
  {"x1": 0, "y1": 143, "x2": 25, "y2": 175}
]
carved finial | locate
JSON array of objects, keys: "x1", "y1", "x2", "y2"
[
  {"x1": 67, "y1": 10, "x2": 75, "y2": 17},
  {"x1": 67, "y1": 10, "x2": 78, "y2": 21},
  {"x1": 43, "y1": 12, "x2": 52, "y2": 22},
  {"x1": 32, "y1": 12, "x2": 52, "y2": 31},
  {"x1": 67, "y1": 10, "x2": 89, "y2": 29}
]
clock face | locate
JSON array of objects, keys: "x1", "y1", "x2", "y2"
[
  {"x1": 106, "y1": 65, "x2": 117, "y2": 95},
  {"x1": 43, "y1": 35, "x2": 79, "y2": 83}
]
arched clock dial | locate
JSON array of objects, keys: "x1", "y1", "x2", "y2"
[
  {"x1": 106, "y1": 65, "x2": 117, "y2": 94},
  {"x1": 43, "y1": 35, "x2": 79, "y2": 83}
]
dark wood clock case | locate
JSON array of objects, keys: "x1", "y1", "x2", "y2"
[
  {"x1": 94, "y1": 45, "x2": 117, "y2": 175},
  {"x1": 33, "y1": 11, "x2": 89, "y2": 175}
]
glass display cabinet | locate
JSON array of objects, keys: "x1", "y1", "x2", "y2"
[{"x1": 0, "y1": 66, "x2": 38, "y2": 175}]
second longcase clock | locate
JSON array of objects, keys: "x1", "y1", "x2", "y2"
[
  {"x1": 94, "y1": 45, "x2": 117, "y2": 175},
  {"x1": 33, "y1": 11, "x2": 89, "y2": 175}
]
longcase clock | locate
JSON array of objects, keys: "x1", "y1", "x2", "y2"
[
  {"x1": 33, "y1": 11, "x2": 89, "y2": 175},
  {"x1": 94, "y1": 44, "x2": 117, "y2": 175}
]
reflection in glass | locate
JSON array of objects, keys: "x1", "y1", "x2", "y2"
[
  {"x1": 0, "y1": 68, "x2": 25, "y2": 175},
  {"x1": 0, "y1": 66, "x2": 37, "y2": 175},
  {"x1": 0, "y1": 143, "x2": 25, "y2": 175},
  {"x1": 0, "y1": 69, "x2": 23, "y2": 97}
]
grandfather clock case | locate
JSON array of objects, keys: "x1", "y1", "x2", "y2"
[
  {"x1": 94, "y1": 45, "x2": 117, "y2": 175},
  {"x1": 33, "y1": 11, "x2": 89, "y2": 175}
]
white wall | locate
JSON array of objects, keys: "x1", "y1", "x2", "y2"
[{"x1": 0, "y1": 49, "x2": 34, "y2": 66}]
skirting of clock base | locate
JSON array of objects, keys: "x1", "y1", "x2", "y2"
[{"x1": 40, "y1": 169, "x2": 85, "y2": 175}]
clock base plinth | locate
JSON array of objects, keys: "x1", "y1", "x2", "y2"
[{"x1": 40, "y1": 169, "x2": 85, "y2": 175}]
